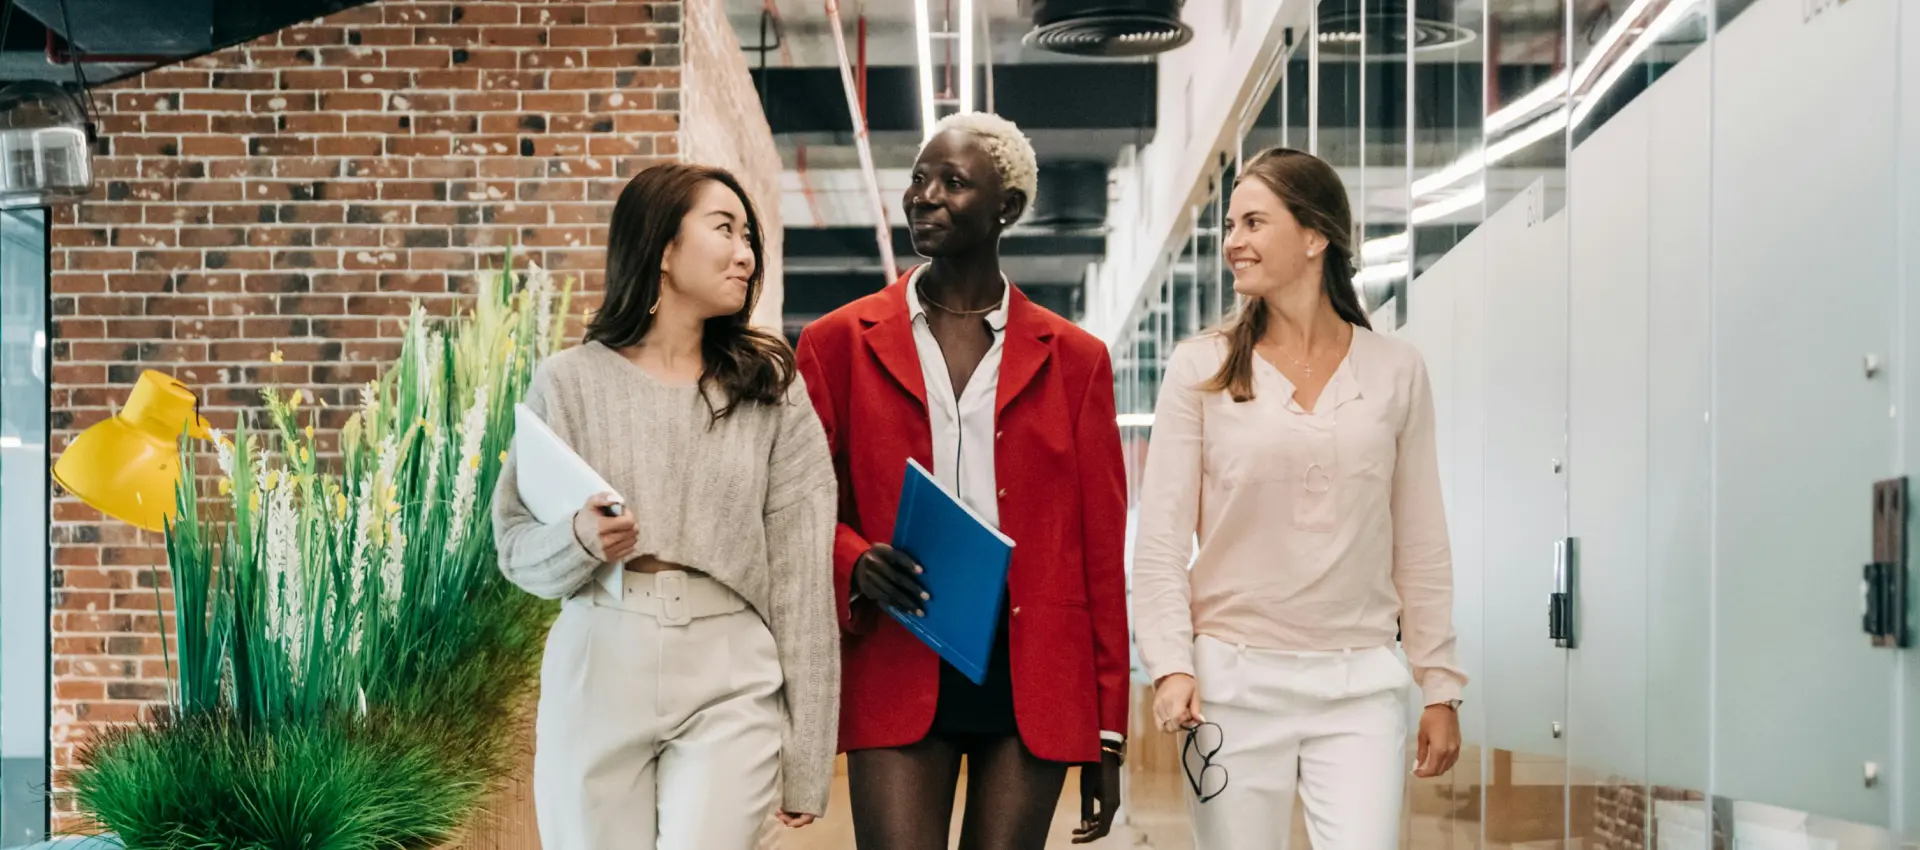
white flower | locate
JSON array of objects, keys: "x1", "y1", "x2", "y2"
[
  {"x1": 380, "y1": 516, "x2": 406, "y2": 616},
  {"x1": 445, "y1": 385, "x2": 489, "y2": 554},
  {"x1": 264, "y1": 467, "x2": 304, "y2": 671},
  {"x1": 529, "y1": 262, "x2": 555, "y2": 358},
  {"x1": 210, "y1": 428, "x2": 234, "y2": 478},
  {"x1": 349, "y1": 436, "x2": 397, "y2": 607}
]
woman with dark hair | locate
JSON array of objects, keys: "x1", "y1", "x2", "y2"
[
  {"x1": 492, "y1": 163, "x2": 839, "y2": 849},
  {"x1": 795, "y1": 111, "x2": 1129, "y2": 849},
  {"x1": 1130, "y1": 147, "x2": 1467, "y2": 849}
]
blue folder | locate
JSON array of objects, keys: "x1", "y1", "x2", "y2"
[{"x1": 886, "y1": 458, "x2": 1016, "y2": 685}]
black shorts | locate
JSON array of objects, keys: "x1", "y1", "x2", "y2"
[{"x1": 927, "y1": 599, "x2": 1017, "y2": 737}]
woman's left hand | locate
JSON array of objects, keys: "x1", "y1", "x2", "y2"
[
  {"x1": 1072, "y1": 746, "x2": 1124, "y2": 843},
  {"x1": 776, "y1": 811, "x2": 816, "y2": 828},
  {"x1": 1413, "y1": 704, "x2": 1461, "y2": 778}
]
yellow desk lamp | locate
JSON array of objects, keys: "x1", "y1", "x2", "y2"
[{"x1": 53, "y1": 369, "x2": 211, "y2": 532}]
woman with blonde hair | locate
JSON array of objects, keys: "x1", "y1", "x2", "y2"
[{"x1": 1131, "y1": 147, "x2": 1467, "y2": 849}]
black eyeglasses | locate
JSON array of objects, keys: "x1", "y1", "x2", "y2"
[{"x1": 1181, "y1": 721, "x2": 1229, "y2": 803}]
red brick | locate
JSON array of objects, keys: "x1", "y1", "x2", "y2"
[
  {"x1": 410, "y1": 69, "x2": 480, "y2": 91},
  {"x1": 318, "y1": 136, "x2": 385, "y2": 157},
  {"x1": 282, "y1": 114, "x2": 345, "y2": 135},
  {"x1": 144, "y1": 113, "x2": 211, "y2": 133},
  {"x1": 519, "y1": 49, "x2": 590, "y2": 69},
  {"x1": 386, "y1": 47, "x2": 454, "y2": 69},
  {"x1": 457, "y1": 49, "x2": 524, "y2": 71},
  {"x1": 282, "y1": 69, "x2": 348, "y2": 90},
  {"x1": 181, "y1": 136, "x2": 248, "y2": 157},
  {"x1": 386, "y1": 136, "x2": 452, "y2": 157},
  {"x1": 550, "y1": 27, "x2": 615, "y2": 48}
]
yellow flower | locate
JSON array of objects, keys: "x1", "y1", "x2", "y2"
[
  {"x1": 249, "y1": 491, "x2": 261, "y2": 513},
  {"x1": 218, "y1": 478, "x2": 232, "y2": 496},
  {"x1": 468, "y1": 454, "x2": 480, "y2": 470},
  {"x1": 335, "y1": 492, "x2": 349, "y2": 520},
  {"x1": 385, "y1": 484, "x2": 398, "y2": 504},
  {"x1": 289, "y1": 390, "x2": 302, "y2": 410},
  {"x1": 270, "y1": 349, "x2": 284, "y2": 364},
  {"x1": 498, "y1": 450, "x2": 508, "y2": 464},
  {"x1": 305, "y1": 425, "x2": 315, "y2": 440},
  {"x1": 299, "y1": 446, "x2": 311, "y2": 465},
  {"x1": 265, "y1": 471, "x2": 281, "y2": 492}
]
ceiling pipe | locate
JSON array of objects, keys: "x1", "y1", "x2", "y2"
[
  {"x1": 44, "y1": 29, "x2": 176, "y2": 64},
  {"x1": 825, "y1": 0, "x2": 899, "y2": 283}
]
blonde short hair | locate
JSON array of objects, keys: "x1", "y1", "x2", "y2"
[{"x1": 926, "y1": 111, "x2": 1039, "y2": 222}]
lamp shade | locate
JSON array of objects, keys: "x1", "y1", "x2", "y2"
[{"x1": 52, "y1": 370, "x2": 211, "y2": 532}]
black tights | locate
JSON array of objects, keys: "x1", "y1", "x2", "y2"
[{"x1": 848, "y1": 734, "x2": 1070, "y2": 850}]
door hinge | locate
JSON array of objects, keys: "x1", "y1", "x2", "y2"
[
  {"x1": 1551, "y1": 537, "x2": 1578, "y2": 648},
  {"x1": 1863, "y1": 477, "x2": 1909, "y2": 648}
]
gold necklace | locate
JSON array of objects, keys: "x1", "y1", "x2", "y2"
[
  {"x1": 1272, "y1": 325, "x2": 1349, "y2": 377},
  {"x1": 916, "y1": 283, "x2": 999, "y2": 317}
]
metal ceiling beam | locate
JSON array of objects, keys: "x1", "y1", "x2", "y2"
[{"x1": 756, "y1": 62, "x2": 1157, "y2": 135}]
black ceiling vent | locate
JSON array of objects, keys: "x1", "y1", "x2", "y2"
[
  {"x1": 1025, "y1": 161, "x2": 1110, "y2": 233},
  {"x1": 1315, "y1": 0, "x2": 1475, "y2": 58},
  {"x1": 1024, "y1": 0, "x2": 1193, "y2": 58}
]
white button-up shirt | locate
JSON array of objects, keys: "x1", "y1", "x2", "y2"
[{"x1": 906, "y1": 265, "x2": 1009, "y2": 528}]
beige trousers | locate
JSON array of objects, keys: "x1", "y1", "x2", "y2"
[
  {"x1": 1187, "y1": 636, "x2": 1412, "y2": 850},
  {"x1": 533, "y1": 571, "x2": 785, "y2": 850}
]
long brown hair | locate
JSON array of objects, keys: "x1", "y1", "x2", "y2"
[
  {"x1": 1204, "y1": 147, "x2": 1372, "y2": 402},
  {"x1": 586, "y1": 163, "x2": 795, "y2": 422}
]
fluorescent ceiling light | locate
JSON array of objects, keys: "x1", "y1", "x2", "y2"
[
  {"x1": 1412, "y1": 183, "x2": 1486, "y2": 225},
  {"x1": 1485, "y1": 70, "x2": 1567, "y2": 135},
  {"x1": 957, "y1": 0, "x2": 974, "y2": 115},
  {"x1": 914, "y1": 0, "x2": 937, "y2": 140},
  {"x1": 1355, "y1": 260, "x2": 1411, "y2": 287},
  {"x1": 1571, "y1": 0, "x2": 1702, "y2": 126},
  {"x1": 1572, "y1": 0, "x2": 1661, "y2": 92},
  {"x1": 1419, "y1": 0, "x2": 1686, "y2": 201},
  {"x1": 1361, "y1": 231, "x2": 1409, "y2": 263}
]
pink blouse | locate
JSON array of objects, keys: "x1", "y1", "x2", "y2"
[{"x1": 1129, "y1": 328, "x2": 1467, "y2": 706}]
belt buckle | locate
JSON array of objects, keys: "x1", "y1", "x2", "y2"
[{"x1": 655, "y1": 571, "x2": 690, "y2": 626}]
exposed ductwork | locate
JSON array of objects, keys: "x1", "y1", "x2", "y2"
[
  {"x1": 1023, "y1": 0, "x2": 1192, "y2": 58},
  {"x1": 1025, "y1": 161, "x2": 1110, "y2": 233}
]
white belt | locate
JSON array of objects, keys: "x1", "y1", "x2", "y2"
[{"x1": 585, "y1": 570, "x2": 746, "y2": 627}]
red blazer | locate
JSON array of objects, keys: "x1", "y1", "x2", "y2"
[{"x1": 795, "y1": 272, "x2": 1130, "y2": 764}]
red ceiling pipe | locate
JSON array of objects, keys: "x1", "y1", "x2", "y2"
[{"x1": 857, "y1": 12, "x2": 868, "y2": 122}]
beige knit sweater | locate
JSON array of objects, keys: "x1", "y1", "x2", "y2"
[{"x1": 491, "y1": 340, "x2": 841, "y2": 816}]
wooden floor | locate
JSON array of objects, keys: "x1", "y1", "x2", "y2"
[{"x1": 456, "y1": 686, "x2": 1577, "y2": 850}]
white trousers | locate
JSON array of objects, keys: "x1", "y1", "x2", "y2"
[
  {"x1": 1186, "y1": 636, "x2": 1411, "y2": 850},
  {"x1": 533, "y1": 571, "x2": 785, "y2": 850}
]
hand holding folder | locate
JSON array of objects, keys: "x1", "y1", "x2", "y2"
[
  {"x1": 873, "y1": 459, "x2": 1015, "y2": 686},
  {"x1": 511, "y1": 404, "x2": 632, "y2": 597}
]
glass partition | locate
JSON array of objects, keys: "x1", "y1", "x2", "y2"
[
  {"x1": 1, "y1": 207, "x2": 49, "y2": 847},
  {"x1": 1107, "y1": 1, "x2": 1920, "y2": 846}
]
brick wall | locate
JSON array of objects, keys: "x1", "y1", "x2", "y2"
[{"x1": 46, "y1": 0, "x2": 780, "y2": 830}]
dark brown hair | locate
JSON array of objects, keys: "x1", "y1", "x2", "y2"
[
  {"x1": 586, "y1": 163, "x2": 795, "y2": 422},
  {"x1": 1205, "y1": 147, "x2": 1372, "y2": 402}
]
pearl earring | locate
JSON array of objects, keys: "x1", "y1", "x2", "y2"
[{"x1": 999, "y1": 217, "x2": 1007, "y2": 225}]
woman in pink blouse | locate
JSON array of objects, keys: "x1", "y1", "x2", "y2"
[{"x1": 1130, "y1": 147, "x2": 1466, "y2": 850}]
